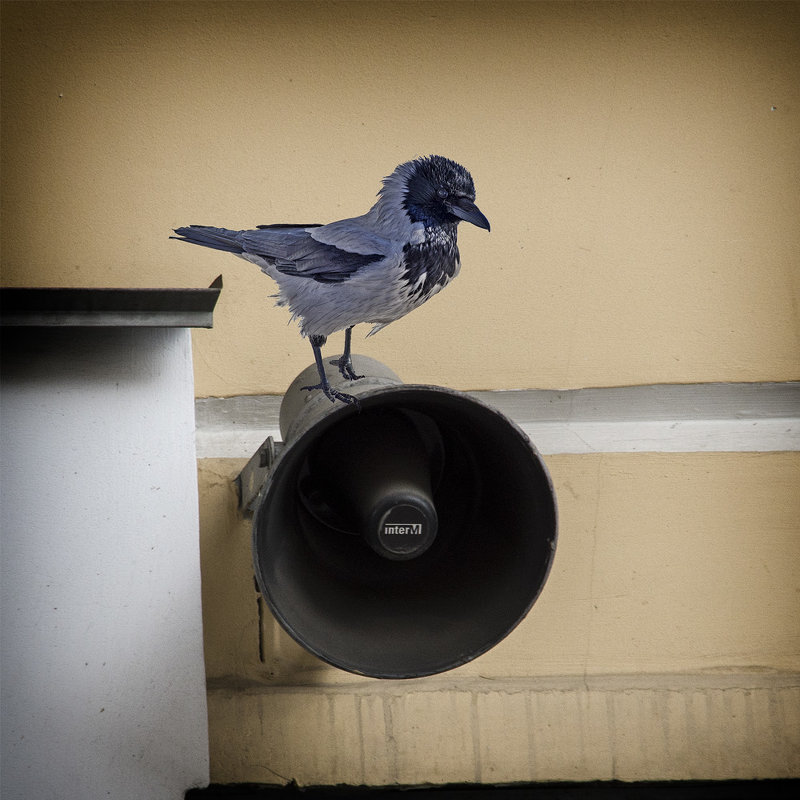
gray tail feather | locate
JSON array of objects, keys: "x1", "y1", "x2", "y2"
[{"x1": 171, "y1": 225, "x2": 243, "y2": 254}]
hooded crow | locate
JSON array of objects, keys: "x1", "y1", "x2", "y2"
[{"x1": 172, "y1": 155, "x2": 490, "y2": 404}]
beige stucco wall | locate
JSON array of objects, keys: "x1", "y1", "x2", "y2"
[
  {"x1": 2, "y1": 1, "x2": 798, "y2": 393},
  {"x1": 3, "y1": 1, "x2": 799, "y2": 788},
  {"x1": 200, "y1": 453, "x2": 800, "y2": 784}
]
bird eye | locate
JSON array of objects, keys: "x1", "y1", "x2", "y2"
[{"x1": 436, "y1": 187, "x2": 448, "y2": 199}]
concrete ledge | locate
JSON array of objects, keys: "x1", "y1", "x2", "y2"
[{"x1": 206, "y1": 671, "x2": 800, "y2": 786}]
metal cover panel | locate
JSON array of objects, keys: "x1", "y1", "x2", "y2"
[{"x1": 0, "y1": 275, "x2": 222, "y2": 328}]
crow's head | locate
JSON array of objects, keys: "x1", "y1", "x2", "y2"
[{"x1": 384, "y1": 155, "x2": 490, "y2": 232}]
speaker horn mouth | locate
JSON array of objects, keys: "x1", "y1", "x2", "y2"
[{"x1": 253, "y1": 378, "x2": 557, "y2": 679}]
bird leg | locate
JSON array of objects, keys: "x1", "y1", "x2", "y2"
[
  {"x1": 329, "y1": 326, "x2": 365, "y2": 381},
  {"x1": 303, "y1": 335, "x2": 360, "y2": 405}
]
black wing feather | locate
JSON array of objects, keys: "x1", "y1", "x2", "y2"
[{"x1": 241, "y1": 227, "x2": 383, "y2": 283}]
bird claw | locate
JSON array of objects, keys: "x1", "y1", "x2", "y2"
[
  {"x1": 329, "y1": 356, "x2": 364, "y2": 382},
  {"x1": 301, "y1": 382, "x2": 361, "y2": 407}
]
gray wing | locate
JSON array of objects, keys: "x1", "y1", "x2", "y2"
[
  {"x1": 243, "y1": 223, "x2": 387, "y2": 284},
  {"x1": 172, "y1": 223, "x2": 388, "y2": 284}
]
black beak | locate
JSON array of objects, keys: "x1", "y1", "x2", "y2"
[{"x1": 447, "y1": 197, "x2": 491, "y2": 231}]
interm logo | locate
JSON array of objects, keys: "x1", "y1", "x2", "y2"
[{"x1": 383, "y1": 523, "x2": 423, "y2": 536}]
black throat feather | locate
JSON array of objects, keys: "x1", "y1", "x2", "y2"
[{"x1": 401, "y1": 224, "x2": 460, "y2": 300}]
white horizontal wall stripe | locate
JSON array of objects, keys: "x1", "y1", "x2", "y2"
[{"x1": 195, "y1": 382, "x2": 800, "y2": 459}]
